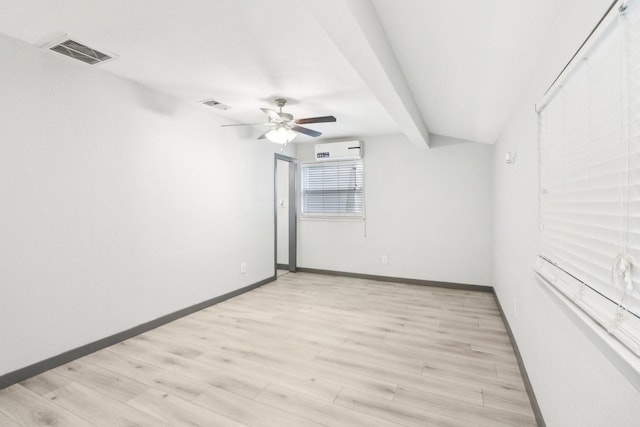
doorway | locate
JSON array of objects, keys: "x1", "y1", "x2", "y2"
[{"x1": 274, "y1": 154, "x2": 297, "y2": 275}]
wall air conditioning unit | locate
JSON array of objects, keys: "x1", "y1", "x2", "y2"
[{"x1": 314, "y1": 140, "x2": 363, "y2": 161}]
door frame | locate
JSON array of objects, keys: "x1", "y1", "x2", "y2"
[{"x1": 274, "y1": 153, "x2": 297, "y2": 274}]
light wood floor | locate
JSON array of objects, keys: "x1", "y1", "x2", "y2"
[{"x1": 0, "y1": 272, "x2": 537, "y2": 426}]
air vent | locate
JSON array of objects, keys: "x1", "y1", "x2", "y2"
[
  {"x1": 201, "y1": 99, "x2": 230, "y2": 110},
  {"x1": 48, "y1": 39, "x2": 115, "y2": 65}
]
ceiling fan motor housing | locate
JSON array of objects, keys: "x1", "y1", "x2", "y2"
[{"x1": 278, "y1": 112, "x2": 294, "y2": 122}]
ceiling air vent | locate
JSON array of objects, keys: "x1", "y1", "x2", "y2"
[
  {"x1": 48, "y1": 39, "x2": 115, "y2": 65},
  {"x1": 201, "y1": 99, "x2": 230, "y2": 110}
]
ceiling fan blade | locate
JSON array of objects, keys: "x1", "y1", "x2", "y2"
[
  {"x1": 257, "y1": 131, "x2": 269, "y2": 140},
  {"x1": 295, "y1": 115, "x2": 337, "y2": 125},
  {"x1": 260, "y1": 108, "x2": 282, "y2": 122},
  {"x1": 292, "y1": 125, "x2": 322, "y2": 137},
  {"x1": 221, "y1": 123, "x2": 270, "y2": 127}
]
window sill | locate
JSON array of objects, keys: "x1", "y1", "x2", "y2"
[
  {"x1": 535, "y1": 271, "x2": 640, "y2": 393},
  {"x1": 299, "y1": 215, "x2": 365, "y2": 222}
]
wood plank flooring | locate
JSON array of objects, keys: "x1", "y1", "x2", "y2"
[{"x1": 0, "y1": 272, "x2": 537, "y2": 426}]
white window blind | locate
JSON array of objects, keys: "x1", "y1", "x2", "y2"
[
  {"x1": 537, "y1": 0, "x2": 640, "y2": 356},
  {"x1": 301, "y1": 160, "x2": 364, "y2": 216}
]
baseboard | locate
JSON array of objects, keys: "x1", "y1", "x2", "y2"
[
  {"x1": 492, "y1": 289, "x2": 546, "y2": 427},
  {"x1": 296, "y1": 267, "x2": 493, "y2": 293},
  {"x1": 0, "y1": 275, "x2": 276, "y2": 390},
  {"x1": 276, "y1": 263, "x2": 289, "y2": 270}
]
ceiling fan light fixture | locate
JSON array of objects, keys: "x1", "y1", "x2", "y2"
[{"x1": 266, "y1": 125, "x2": 297, "y2": 144}]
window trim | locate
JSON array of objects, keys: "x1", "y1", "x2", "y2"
[
  {"x1": 537, "y1": 272, "x2": 640, "y2": 392},
  {"x1": 299, "y1": 159, "x2": 365, "y2": 220}
]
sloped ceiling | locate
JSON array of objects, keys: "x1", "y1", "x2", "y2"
[{"x1": 0, "y1": 0, "x2": 566, "y2": 147}]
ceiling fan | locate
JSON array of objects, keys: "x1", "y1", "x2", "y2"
[{"x1": 222, "y1": 98, "x2": 336, "y2": 144}]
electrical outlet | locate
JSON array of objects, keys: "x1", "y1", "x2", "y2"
[
  {"x1": 381, "y1": 255, "x2": 388, "y2": 265},
  {"x1": 240, "y1": 262, "x2": 247, "y2": 274}
]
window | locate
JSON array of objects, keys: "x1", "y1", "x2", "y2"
[
  {"x1": 537, "y1": 0, "x2": 640, "y2": 356},
  {"x1": 301, "y1": 160, "x2": 364, "y2": 217}
]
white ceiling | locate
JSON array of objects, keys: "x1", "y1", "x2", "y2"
[{"x1": 0, "y1": 0, "x2": 566, "y2": 146}]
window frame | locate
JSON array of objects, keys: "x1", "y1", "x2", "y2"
[
  {"x1": 299, "y1": 159, "x2": 365, "y2": 220},
  {"x1": 535, "y1": 0, "x2": 640, "y2": 385}
]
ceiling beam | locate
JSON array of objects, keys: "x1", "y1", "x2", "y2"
[{"x1": 306, "y1": 0, "x2": 430, "y2": 148}]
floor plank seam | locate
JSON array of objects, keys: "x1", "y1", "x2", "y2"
[{"x1": 0, "y1": 272, "x2": 538, "y2": 426}]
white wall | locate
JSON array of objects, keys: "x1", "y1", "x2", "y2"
[
  {"x1": 297, "y1": 134, "x2": 493, "y2": 286},
  {"x1": 0, "y1": 33, "x2": 292, "y2": 376},
  {"x1": 493, "y1": 0, "x2": 640, "y2": 425}
]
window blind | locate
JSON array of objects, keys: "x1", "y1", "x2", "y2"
[
  {"x1": 301, "y1": 160, "x2": 364, "y2": 216},
  {"x1": 537, "y1": 0, "x2": 640, "y2": 356}
]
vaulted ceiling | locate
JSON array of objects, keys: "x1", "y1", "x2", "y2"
[{"x1": 0, "y1": 0, "x2": 565, "y2": 147}]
